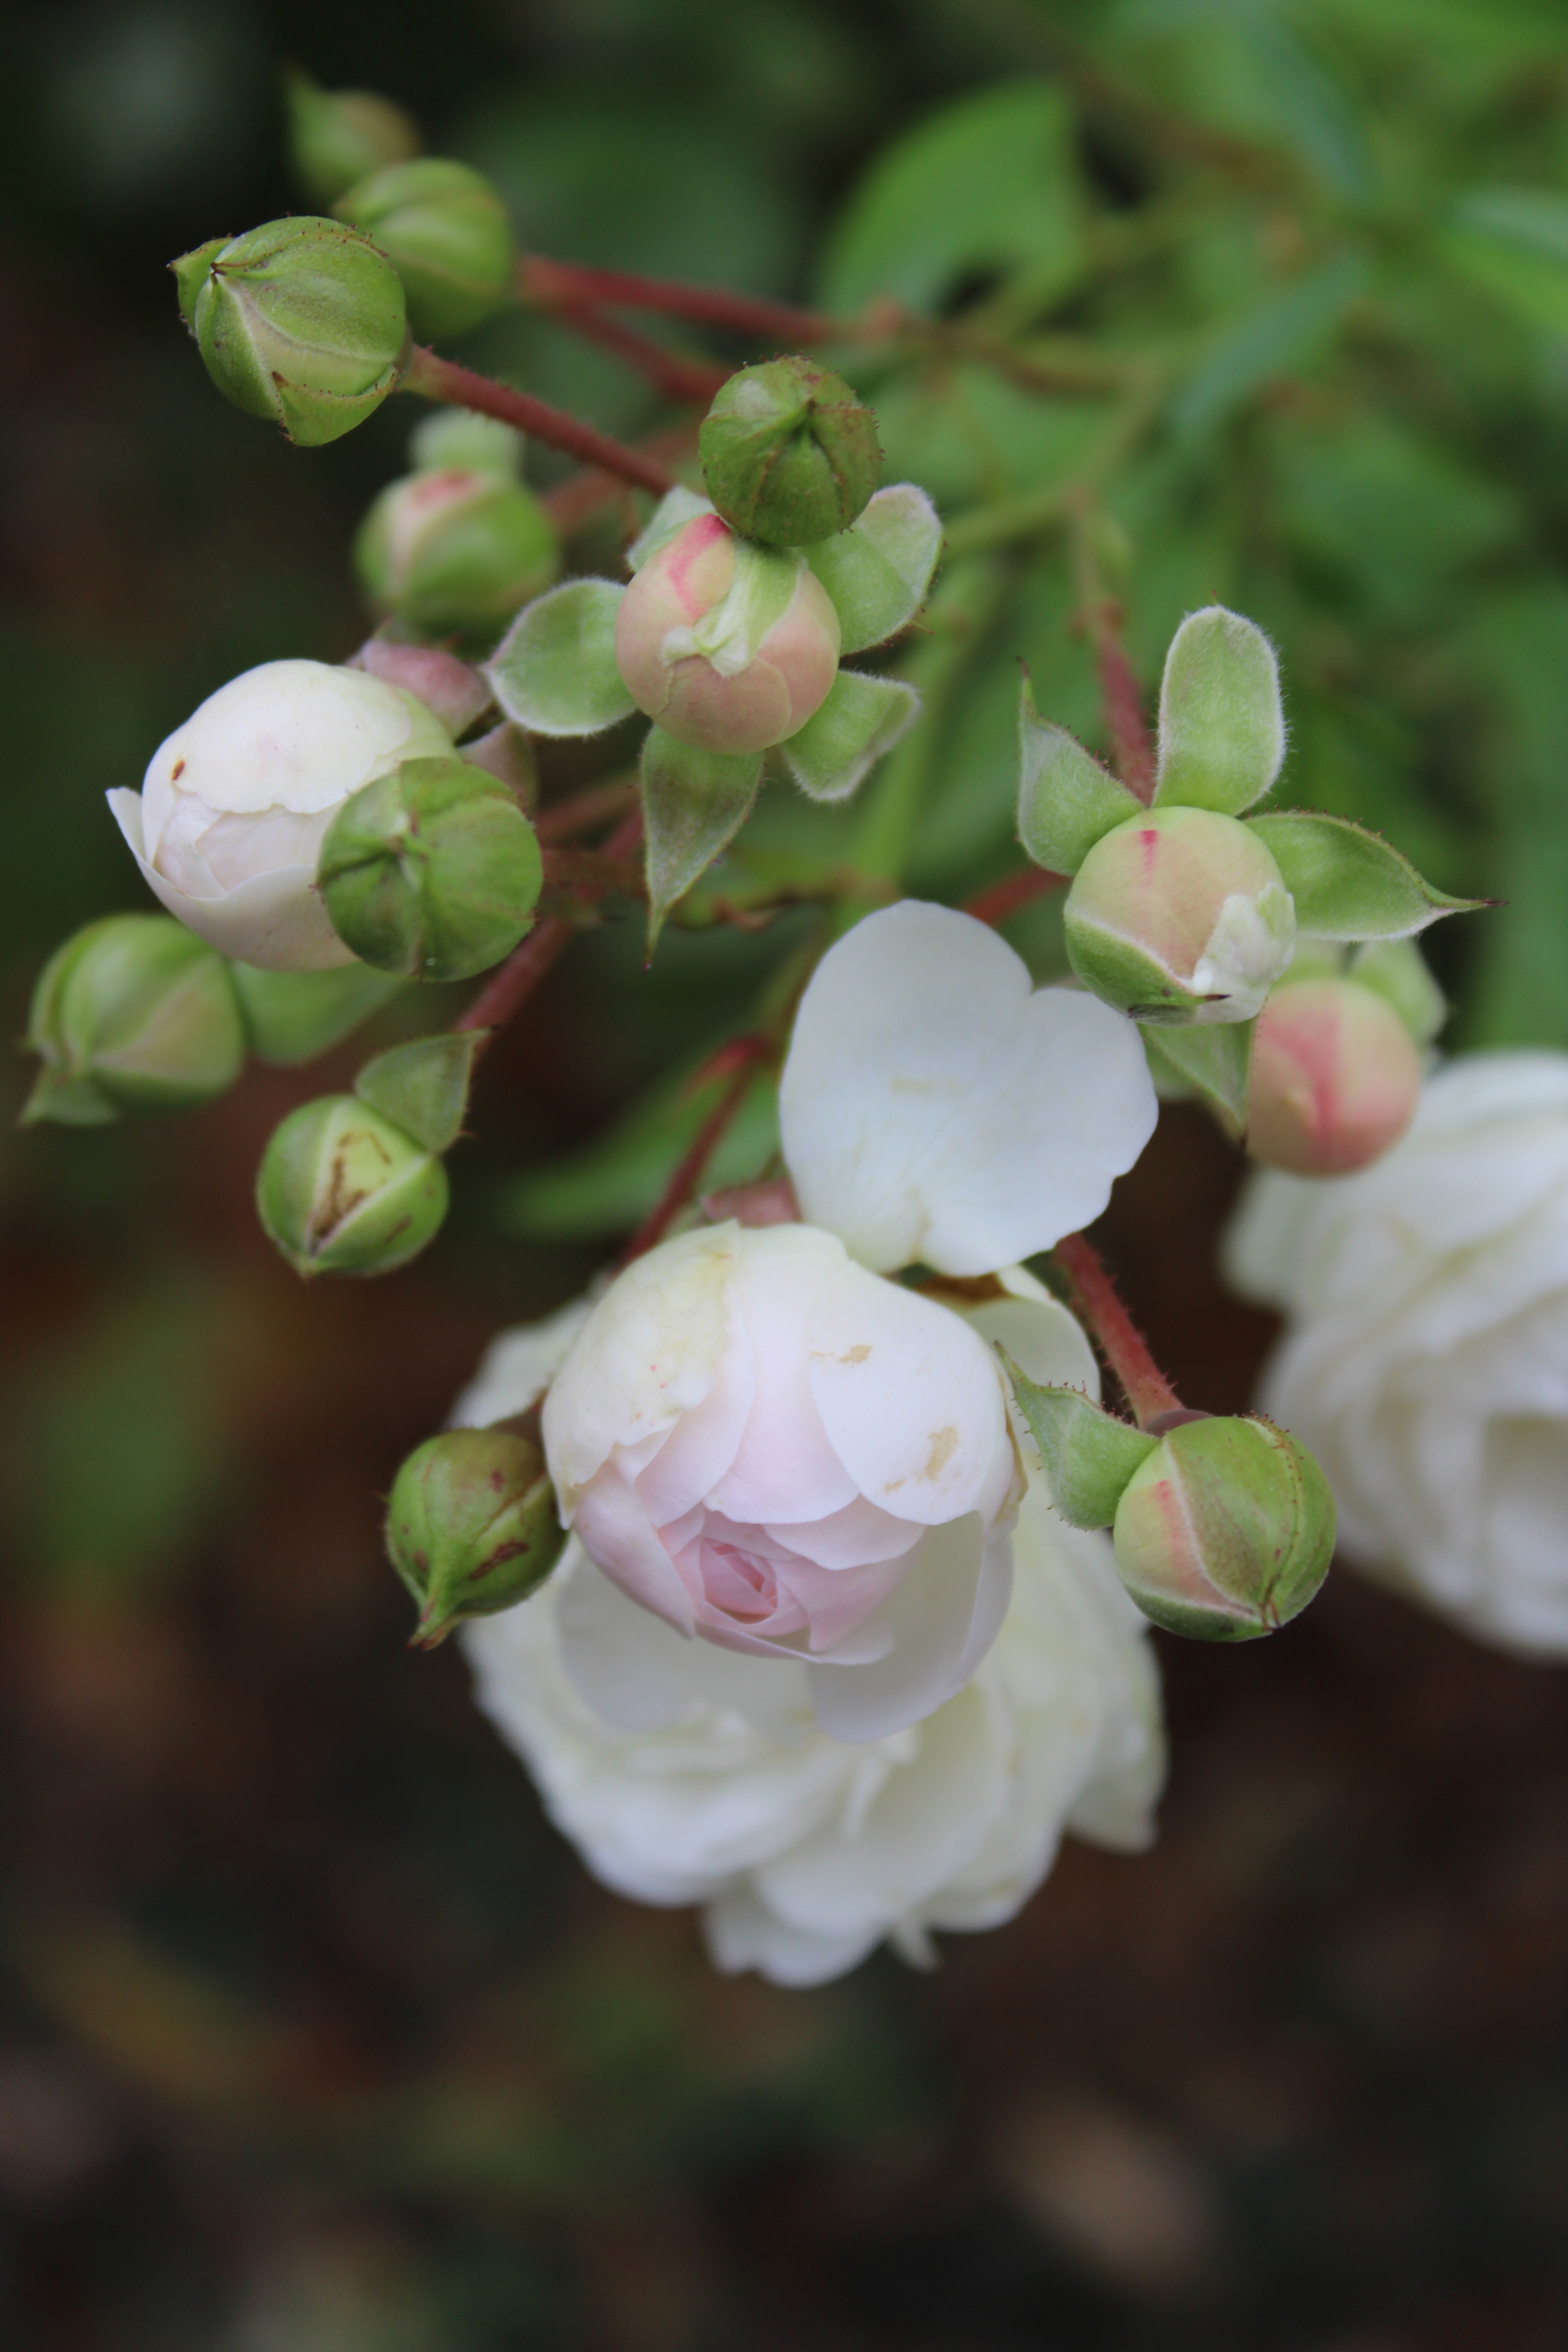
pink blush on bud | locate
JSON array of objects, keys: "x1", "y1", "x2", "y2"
[{"x1": 1248, "y1": 977, "x2": 1421, "y2": 1176}]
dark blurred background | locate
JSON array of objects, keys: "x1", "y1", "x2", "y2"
[{"x1": 4, "y1": 2, "x2": 1568, "y2": 2345}]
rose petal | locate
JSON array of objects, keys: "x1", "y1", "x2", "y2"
[
  {"x1": 763, "y1": 1493, "x2": 925, "y2": 1570},
  {"x1": 573, "y1": 1467, "x2": 697, "y2": 1635},
  {"x1": 449, "y1": 1298, "x2": 596, "y2": 1430},
  {"x1": 705, "y1": 1226, "x2": 860, "y2": 1524},
  {"x1": 808, "y1": 1517, "x2": 1014, "y2": 1743},
  {"x1": 108, "y1": 790, "x2": 354, "y2": 972},
  {"x1": 779, "y1": 900, "x2": 1157, "y2": 1275}
]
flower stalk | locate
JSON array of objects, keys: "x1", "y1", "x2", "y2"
[
  {"x1": 1052, "y1": 1230, "x2": 1181, "y2": 1427},
  {"x1": 401, "y1": 345, "x2": 676, "y2": 494}
]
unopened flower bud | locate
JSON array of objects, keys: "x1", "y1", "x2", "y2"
[
  {"x1": 354, "y1": 467, "x2": 557, "y2": 638},
  {"x1": 335, "y1": 158, "x2": 514, "y2": 340},
  {"x1": 175, "y1": 217, "x2": 408, "y2": 446},
  {"x1": 1064, "y1": 806, "x2": 1295, "y2": 1024},
  {"x1": 24, "y1": 915, "x2": 245, "y2": 1125},
  {"x1": 407, "y1": 409, "x2": 521, "y2": 475},
  {"x1": 318, "y1": 756, "x2": 542, "y2": 982},
  {"x1": 386, "y1": 1428, "x2": 566, "y2": 1645},
  {"x1": 700, "y1": 358, "x2": 881, "y2": 547},
  {"x1": 256, "y1": 1095, "x2": 448, "y2": 1276},
  {"x1": 284, "y1": 70, "x2": 420, "y2": 207},
  {"x1": 614, "y1": 513, "x2": 840, "y2": 754},
  {"x1": 1247, "y1": 975, "x2": 1422, "y2": 1175},
  {"x1": 1112, "y1": 1416, "x2": 1334, "y2": 1641}
]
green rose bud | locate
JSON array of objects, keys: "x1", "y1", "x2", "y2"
[
  {"x1": 1112, "y1": 1415, "x2": 1335, "y2": 1642},
  {"x1": 256, "y1": 1095, "x2": 448, "y2": 1277},
  {"x1": 335, "y1": 158, "x2": 514, "y2": 341},
  {"x1": 354, "y1": 466, "x2": 557, "y2": 639},
  {"x1": 24, "y1": 915, "x2": 245, "y2": 1126},
  {"x1": 175, "y1": 217, "x2": 408, "y2": 447},
  {"x1": 1064, "y1": 805, "x2": 1296, "y2": 1025},
  {"x1": 699, "y1": 358, "x2": 882, "y2": 548},
  {"x1": 407, "y1": 409, "x2": 522, "y2": 475},
  {"x1": 386, "y1": 1427, "x2": 567, "y2": 1646},
  {"x1": 318, "y1": 756, "x2": 543, "y2": 983},
  {"x1": 284, "y1": 70, "x2": 420, "y2": 207}
]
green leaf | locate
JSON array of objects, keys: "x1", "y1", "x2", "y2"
[
  {"x1": 486, "y1": 579, "x2": 635, "y2": 737},
  {"x1": 1172, "y1": 253, "x2": 1367, "y2": 444},
  {"x1": 354, "y1": 1031, "x2": 482, "y2": 1155},
  {"x1": 999, "y1": 1356, "x2": 1157, "y2": 1531},
  {"x1": 1016, "y1": 678, "x2": 1139, "y2": 876},
  {"x1": 818, "y1": 80, "x2": 1083, "y2": 315},
  {"x1": 1442, "y1": 190, "x2": 1568, "y2": 335},
  {"x1": 1138, "y1": 1018, "x2": 1255, "y2": 1138},
  {"x1": 229, "y1": 962, "x2": 406, "y2": 1066},
  {"x1": 779, "y1": 671, "x2": 921, "y2": 804},
  {"x1": 807, "y1": 485, "x2": 942, "y2": 655},
  {"x1": 626, "y1": 485, "x2": 714, "y2": 575},
  {"x1": 640, "y1": 728, "x2": 763, "y2": 951},
  {"x1": 1154, "y1": 607, "x2": 1284, "y2": 816},
  {"x1": 1249, "y1": 810, "x2": 1486, "y2": 941}
]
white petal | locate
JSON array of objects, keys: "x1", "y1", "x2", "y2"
[
  {"x1": 703, "y1": 1885, "x2": 882, "y2": 1986},
  {"x1": 763, "y1": 1494, "x2": 925, "y2": 1570},
  {"x1": 808, "y1": 1517, "x2": 1014, "y2": 1742},
  {"x1": 143, "y1": 659, "x2": 449, "y2": 817},
  {"x1": 449, "y1": 1298, "x2": 596, "y2": 1429},
  {"x1": 779, "y1": 900, "x2": 1157, "y2": 1276},
  {"x1": 573, "y1": 1468, "x2": 697, "y2": 1635},
  {"x1": 633, "y1": 1308, "x2": 756, "y2": 1524},
  {"x1": 108, "y1": 789, "x2": 354, "y2": 971},
  {"x1": 705, "y1": 1226, "x2": 860, "y2": 1524},
  {"x1": 807, "y1": 1259, "x2": 1007, "y2": 1525},
  {"x1": 555, "y1": 1544, "x2": 810, "y2": 1739}
]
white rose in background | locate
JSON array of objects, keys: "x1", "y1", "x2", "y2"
[
  {"x1": 1226, "y1": 1053, "x2": 1568, "y2": 1653},
  {"x1": 541, "y1": 902, "x2": 1158, "y2": 1742},
  {"x1": 107, "y1": 658, "x2": 454, "y2": 970},
  {"x1": 457, "y1": 1281, "x2": 1163, "y2": 1986}
]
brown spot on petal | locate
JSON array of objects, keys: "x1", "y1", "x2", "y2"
[
  {"x1": 839, "y1": 1344, "x2": 872, "y2": 1365},
  {"x1": 171, "y1": 759, "x2": 185, "y2": 779},
  {"x1": 923, "y1": 1426, "x2": 959, "y2": 1479}
]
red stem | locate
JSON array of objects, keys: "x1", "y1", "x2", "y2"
[
  {"x1": 520, "y1": 255, "x2": 838, "y2": 348},
  {"x1": 1093, "y1": 626, "x2": 1156, "y2": 803},
  {"x1": 456, "y1": 808, "x2": 645, "y2": 1044},
  {"x1": 1054, "y1": 1231, "x2": 1181, "y2": 1427},
  {"x1": 545, "y1": 302, "x2": 731, "y2": 404},
  {"x1": 619, "y1": 1038, "x2": 772, "y2": 1265},
  {"x1": 403, "y1": 346, "x2": 676, "y2": 495},
  {"x1": 962, "y1": 865, "x2": 1068, "y2": 927},
  {"x1": 534, "y1": 777, "x2": 639, "y2": 844}
]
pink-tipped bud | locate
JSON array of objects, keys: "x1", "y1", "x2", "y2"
[
  {"x1": 1248, "y1": 975, "x2": 1422, "y2": 1175},
  {"x1": 1064, "y1": 805, "x2": 1296, "y2": 1025},
  {"x1": 613, "y1": 512, "x2": 840, "y2": 756}
]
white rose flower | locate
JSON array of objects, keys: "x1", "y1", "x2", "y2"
[
  {"x1": 107, "y1": 658, "x2": 454, "y2": 971},
  {"x1": 456, "y1": 1286, "x2": 1164, "y2": 1987},
  {"x1": 1225, "y1": 1051, "x2": 1568, "y2": 1653},
  {"x1": 539, "y1": 902, "x2": 1158, "y2": 1742}
]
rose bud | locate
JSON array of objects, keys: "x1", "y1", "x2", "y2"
[
  {"x1": 318, "y1": 756, "x2": 542, "y2": 982},
  {"x1": 354, "y1": 466, "x2": 557, "y2": 639},
  {"x1": 24, "y1": 915, "x2": 245, "y2": 1126},
  {"x1": 613, "y1": 512, "x2": 841, "y2": 755},
  {"x1": 1112, "y1": 1415, "x2": 1334, "y2": 1641},
  {"x1": 386, "y1": 1427, "x2": 567, "y2": 1646},
  {"x1": 1064, "y1": 805, "x2": 1296, "y2": 1024},
  {"x1": 173, "y1": 217, "x2": 408, "y2": 446},
  {"x1": 699, "y1": 357, "x2": 882, "y2": 548},
  {"x1": 256, "y1": 1095, "x2": 449, "y2": 1278},
  {"x1": 284, "y1": 70, "x2": 420, "y2": 206},
  {"x1": 108, "y1": 660, "x2": 455, "y2": 972},
  {"x1": 335, "y1": 158, "x2": 514, "y2": 340},
  {"x1": 1247, "y1": 975, "x2": 1423, "y2": 1175}
]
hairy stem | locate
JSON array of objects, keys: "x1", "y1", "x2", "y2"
[
  {"x1": 1054, "y1": 1230, "x2": 1181, "y2": 1427},
  {"x1": 619, "y1": 1038, "x2": 773, "y2": 1264},
  {"x1": 519, "y1": 255, "x2": 838, "y2": 348},
  {"x1": 962, "y1": 865, "x2": 1068, "y2": 927},
  {"x1": 545, "y1": 302, "x2": 730, "y2": 404},
  {"x1": 401, "y1": 345, "x2": 675, "y2": 495},
  {"x1": 457, "y1": 808, "x2": 645, "y2": 1044}
]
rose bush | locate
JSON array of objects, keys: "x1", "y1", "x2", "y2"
[{"x1": 1226, "y1": 1052, "x2": 1568, "y2": 1653}]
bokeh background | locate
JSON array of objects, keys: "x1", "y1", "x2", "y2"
[{"x1": 4, "y1": 1, "x2": 1568, "y2": 2344}]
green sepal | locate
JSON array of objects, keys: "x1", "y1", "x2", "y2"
[
  {"x1": 1017, "y1": 678, "x2": 1140, "y2": 875},
  {"x1": 779, "y1": 670, "x2": 920, "y2": 803},
  {"x1": 807, "y1": 484, "x2": 941, "y2": 655},
  {"x1": 20, "y1": 1070, "x2": 122, "y2": 1128},
  {"x1": 626, "y1": 486, "x2": 715, "y2": 575},
  {"x1": 999, "y1": 1356, "x2": 1158, "y2": 1530},
  {"x1": 1138, "y1": 1017, "x2": 1256, "y2": 1138},
  {"x1": 170, "y1": 237, "x2": 227, "y2": 330},
  {"x1": 640, "y1": 727, "x2": 763, "y2": 952},
  {"x1": 486, "y1": 579, "x2": 634, "y2": 738},
  {"x1": 230, "y1": 962, "x2": 406, "y2": 1066},
  {"x1": 354, "y1": 1031, "x2": 481, "y2": 1155},
  {"x1": 1154, "y1": 606, "x2": 1285, "y2": 817},
  {"x1": 1248, "y1": 810, "x2": 1486, "y2": 941},
  {"x1": 1347, "y1": 939, "x2": 1447, "y2": 1047}
]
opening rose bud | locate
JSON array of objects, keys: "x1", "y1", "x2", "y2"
[
  {"x1": 107, "y1": 659, "x2": 456, "y2": 972},
  {"x1": 613, "y1": 513, "x2": 841, "y2": 755},
  {"x1": 256, "y1": 1095, "x2": 449, "y2": 1278},
  {"x1": 354, "y1": 466, "x2": 558, "y2": 638},
  {"x1": 387, "y1": 1427, "x2": 567, "y2": 1646},
  {"x1": 174, "y1": 217, "x2": 409, "y2": 446},
  {"x1": 1064, "y1": 805, "x2": 1296, "y2": 1024},
  {"x1": 1247, "y1": 975, "x2": 1422, "y2": 1175},
  {"x1": 24, "y1": 914, "x2": 246, "y2": 1127},
  {"x1": 699, "y1": 357, "x2": 882, "y2": 548},
  {"x1": 1112, "y1": 1416, "x2": 1334, "y2": 1642},
  {"x1": 335, "y1": 158, "x2": 515, "y2": 340}
]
